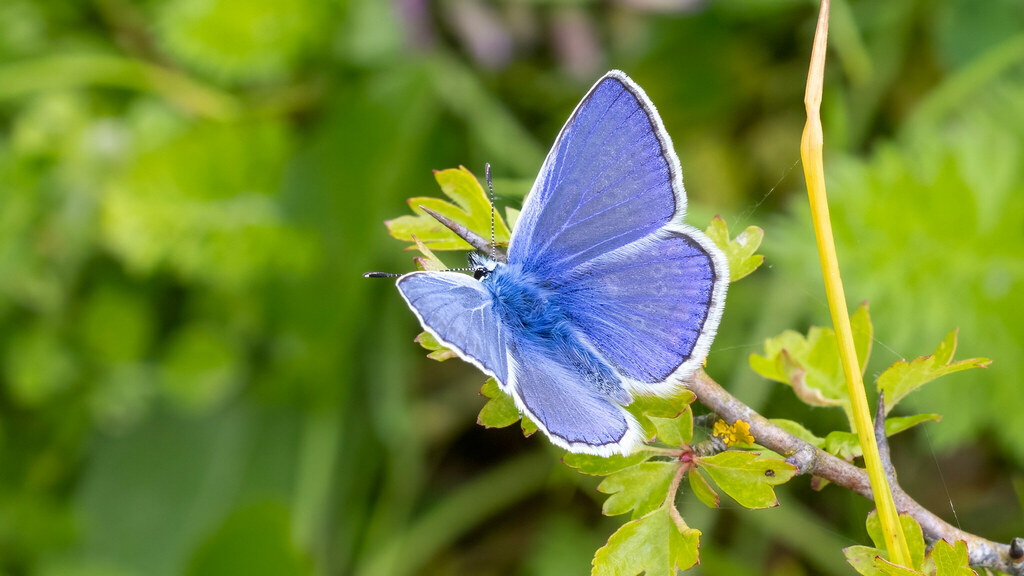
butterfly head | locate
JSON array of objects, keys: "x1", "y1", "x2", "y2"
[{"x1": 468, "y1": 252, "x2": 499, "y2": 280}]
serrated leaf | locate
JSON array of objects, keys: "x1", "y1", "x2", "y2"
[
  {"x1": 705, "y1": 215, "x2": 765, "y2": 282},
  {"x1": 877, "y1": 330, "x2": 990, "y2": 415},
  {"x1": 598, "y1": 462, "x2": 679, "y2": 519},
  {"x1": 477, "y1": 378, "x2": 519, "y2": 429},
  {"x1": 930, "y1": 540, "x2": 976, "y2": 576},
  {"x1": 563, "y1": 451, "x2": 649, "y2": 476},
  {"x1": 824, "y1": 414, "x2": 941, "y2": 460},
  {"x1": 649, "y1": 407, "x2": 694, "y2": 447},
  {"x1": 750, "y1": 327, "x2": 846, "y2": 406},
  {"x1": 769, "y1": 418, "x2": 826, "y2": 448},
  {"x1": 695, "y1": 451, "x2": 796, "y2": 509},
  {"x1": 627, "y1": 389, "x2": 696, "y2": 440},
  {"x1": 687, "y1": 469, "x2": 720, "y2": 508},
  {"x1": 750, "y1": 305, "x2": 873, "y2": 419},
  {"x1": 592, "y1": 506, "x2": 700, "y2": 576},
  {"x1": 385, "y1": 167, "x2": 511, "y2": 251}
]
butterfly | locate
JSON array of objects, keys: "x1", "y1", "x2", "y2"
[{"x1": 396, "y1": 70, "x2": 728, "y2": 456}]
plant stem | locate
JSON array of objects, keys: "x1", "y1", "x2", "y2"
[
  {"x1": 799, "y1": 0, "x2": 912, "y2": 567},
  {"x1": 687, "y1": 369, "x2": 1024, "y2": 575}
]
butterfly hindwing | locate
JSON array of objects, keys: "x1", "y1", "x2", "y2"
[
  {"x1": 506, "y1": 340, "x2": 642, "y2": 456},
  {"x1": 552, "y1": 226, "x2": 728, "y2": 391},
  {"x1": 508, "y1": 71, "x2": 683, "y2": 278}
]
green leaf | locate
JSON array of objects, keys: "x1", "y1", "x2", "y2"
[
  {"x1": 750, "y1": 328, "x2": 847, "y2": 407},
  {"x1": 521, "y1": 415, "x2": 538, "y2": 437},
  {"x1": 769, "y1": 419, "x2": 826, "y2": 448},
  {"x1": 930, "y1": 540, "x2": 976, "y2": 576},
  {"x1": 705, "y1": 215, "x2": 765, "y2": 282},
  {"x1": 563, "y1": 452, "x2": 649, "y2": 476},
  {"x1": 414, "y1": 331, "x2": 456, "y2": 361},
  {"x1": 477, "y1": 378, "x2": 520, "y2": 429},
  {"x1": 695, "y1": 451, "x2": 796, "y2": 509},
  {"x1": 592, "y1": 506, "x2": 700, "y2": 576},
  {"x1": 385, "y1": 167, "x2": 511, "y2": 251},
  {"x1": 877, "y1": 330, "x2": 990, "y2": 415},
  {"x1": 845, "y1": 545, "x2": 886, "y2": 576},
  {"x1": 649, "y1": 406, "x2": 694, "y2": 447},
  {"x1": 504, "y1": 206, "x2": 520, "y2": 230},
  {"x1": 824, "y1": 414, "x2": 939, "y2": 460},
  {"x1": 856, "y1": 510, "x2": 929, "y2": 569},
  {"x1": 687, "y1": 469, "x2": 720, "y2": 508},
  {"x1": 900, "y1": 514, "x2": 926, "y2": 570},
  {"x1": 411, "y1": 235, "x2": 446, "y2": 271},
  {"x1": 884, "y1": 413, "x2": 942, "y2": 436},
  {"x1": 750, "y1": 304, "x2": 873, "y2": 419},
  {"x1": 851, "y1": 302, "x2": 874, "y2": 375},
  {"x1": 627, "y1": 389, "x2": 696, "y2": 440},
  {"x1": 823, "y1": 431, "x2": 861, "y2": 461},
  {"x1": 598, "y1": 462, "x2": 679, "y2": 519},
  {"x1": 872, "y1": 557, "x2": 925, "y2": 576}
]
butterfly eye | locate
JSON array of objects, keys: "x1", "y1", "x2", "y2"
[{"x1": 473, "y1": 268, "x2": 487, "y2": 280}]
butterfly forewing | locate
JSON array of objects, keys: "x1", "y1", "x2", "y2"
[
  {"x1": 397, "y1": 271, "x2": 509, "y2": 384},
  {"x1": 508, "y1": 71, "x2": 683, "y2": 278}
]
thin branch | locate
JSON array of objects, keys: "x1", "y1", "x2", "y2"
[{"x1": 687, "y1": 369, "x2": 1024, "y2": 575}]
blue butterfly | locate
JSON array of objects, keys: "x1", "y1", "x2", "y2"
[{"x1": 397, "y1": 70, "x2": 728, "y2": 456}]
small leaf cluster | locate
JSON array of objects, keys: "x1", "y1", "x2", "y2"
[
  {"x1": 844, "y1": 511, "x2": 976, "y2": 576},
  {"x1": 750, "y1": 304, "x2": 989, "y2": 463},
  {"x1": 562, "y1": 392, "x2": 795, "y2": 576}
]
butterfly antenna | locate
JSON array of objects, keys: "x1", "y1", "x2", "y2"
[
  {"x1": 363, "y1": 271, "x2": 402, "y2": 278},
  {"x1": 485, "y1": 163, "x2": 497, "y2": 261}
]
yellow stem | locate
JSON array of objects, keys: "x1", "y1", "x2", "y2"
[{"x1": 799, "y1": 0, "x2": 913, "y2": 567}]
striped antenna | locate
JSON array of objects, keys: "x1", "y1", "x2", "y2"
[{"x1": 485, "y1": 163, "x2": 497, "y2": 261}]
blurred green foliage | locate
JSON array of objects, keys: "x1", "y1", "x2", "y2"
[{"x1": 0, "y1": 0, "x2": 1022, "y2": 575}]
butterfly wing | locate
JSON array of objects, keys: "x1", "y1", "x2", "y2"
[
  {"x1": 510, "y1": 70, "x2": 728, "y2": 390},
  {"x1": 552, "y1": 226, "x2": 727, "y2": 393},
  {"x1": 506, "y1": 339, "x2": 642, "y2": 456},
  {"x1": 508, "y1": 70, "x2": 684, "y2": 277},
  {"x1": 397, "y1": 271, "x2": 509, "y2": 384}
]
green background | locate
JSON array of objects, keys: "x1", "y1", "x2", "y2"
[{"x1": 0, "y1": 0, "x2": 1022, "y2": 574}]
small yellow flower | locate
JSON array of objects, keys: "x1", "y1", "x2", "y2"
[{"x1": 712, "y1": 419, "x2": 754, "y2": 446}]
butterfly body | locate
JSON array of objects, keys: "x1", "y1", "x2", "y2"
[{"x1": 396, "y1": 71, "x2": 728, "y2": 456}]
